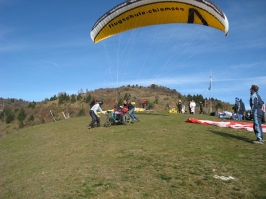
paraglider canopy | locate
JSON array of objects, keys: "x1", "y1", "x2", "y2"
[{"x1": 91, "y1": 0, "x2": 229, "y2": 43}]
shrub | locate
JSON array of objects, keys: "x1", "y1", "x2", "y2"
[
  {"x1": 6, "y1": 112, "x2": 15, "y2": 124},
  {"x1": 17, "y1": 108, "x2": 26, "y2": 122},
  {"x1": 28, "y1": 114, "x2": 34, "y2": 122},
  {"x1": 19, "y1": 121, "x2": 24, "y2": 128},
  {"x1": 78, "y1": 109, "x2": 86, "y2": 117},
  {"x1": 77, "y1": 94, "x2": 82, "y2": 101},
  {"x1": 71, "y1": 95, "x2": 76, "y2": 103},
  {"x1": 86, "y1": 95, "x2": 92, "y2": 103}
]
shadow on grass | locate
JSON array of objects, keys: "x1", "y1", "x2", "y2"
[
  {"x1": 137, "y1": 112, "x2": 169, "y2": 117},
  {"x1": 208, "y1": 130, "x2": 253, "y2": 144}
]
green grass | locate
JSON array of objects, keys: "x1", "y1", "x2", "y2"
[{"x1": 0, "y1": 112, "x2": 265, "y2": 199}]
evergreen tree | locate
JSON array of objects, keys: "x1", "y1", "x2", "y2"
[
  {"x1": 86, "y1": 94, "x2": 92, "y2": 103},
  {"x1": 19, "y1": 121, "x2": 24, "y2": 128},
  {"x1": 123, "y1": 93, "x2": 130, "y2": 101},
  {"x1": 77, "y1": 94, "x2": 82, "y2": 101},
  {"x1": 50, "y1": 95, "x2": 57, "y2": 101},
  {"x1": 150, "y1": 84, "x2": 157, "y2": 89},
  {"x1": 17, "y1": 108, "x2": 26, "y2": 122},
  {"x1": 6, "y1": 112, "x2": 15, "y2": 124},
  {"x1": 58, "y1": 98, "x2": 64, "y2": 105},
  {"x1": 63, "y1": 93, "x2": 67, "y2": 101},
  {"x1": 118, "y1": 98, "x2": 123, "y2": 106},
  {"x1": 146, "y1": 100, "x2": 154, "y2": 109},
  {"x1": 154, "y1": 96, "x2": 159, "y2": 104},
  {"x1": 215, "y1": 102, "x2": 223, "y2": 110},
  {"x1": 0, "y1": 112, "x2": 4, "y2": 121},
  {"x1": 187, "y1": 94, "x2": 192, "y2": 101},
  {"x1": 71, "y1": 95, "x2": 76, "y2": 103},
  {"x1": 28, "y1": 101, "x2": 36, "y2": 109},
  {"x1": 28, "y1": 114, "x2": 34, "y2": 121}
]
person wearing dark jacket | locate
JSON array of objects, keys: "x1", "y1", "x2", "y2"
[
  {"x1": 239, "y1": 99, "x2": 245, "y2": 120},
  {"x1": 128, "y1": 101, "x2": 140, "y2": 122},
  {"x1": 250, "y1": 85, "x2": 264, "y2": 144},
  {"x1": 199, "y1": 102, "x2": 204, "y2": 114},
  {"x1": 234, "y1": 97, "x2": 241, "y2": 120},
  {"x1": 177, "y1": 100, "x2": 182, "y2": 114}
]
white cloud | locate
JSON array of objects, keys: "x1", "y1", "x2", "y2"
[{"x1": 42, "y1": 60, "x2": 58, "y2": 67}]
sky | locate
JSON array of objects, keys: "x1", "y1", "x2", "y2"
[{"x1": 1, "y1": 0, "x2": 266, "y2": 108}]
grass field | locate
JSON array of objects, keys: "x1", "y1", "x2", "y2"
[{"x1": 0, "y1": 112, "x2": 265, "y2": 199}]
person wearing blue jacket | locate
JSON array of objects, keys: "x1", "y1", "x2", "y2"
[{"x1": 250, "y1": 85, "x2": 264, "y2": 144}]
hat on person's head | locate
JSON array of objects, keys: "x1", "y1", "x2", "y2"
[
  {"x1": 235, "y1": 97, "x2": 239, "y2": 100},
  {"x1": 97, "y1": 100, "x2": 103, "y2": 105}
]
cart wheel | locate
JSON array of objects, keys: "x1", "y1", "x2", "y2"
[
  {"x1": 104, "y1": 117, "x2": 112, "y2": 127},
  {"x1": 123, "y1": 114, "x2": 131, "y2": 125}
]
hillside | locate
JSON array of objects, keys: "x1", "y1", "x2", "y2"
[{"x1": 0, "y1": 84, "x2": 232, "y2": 136}]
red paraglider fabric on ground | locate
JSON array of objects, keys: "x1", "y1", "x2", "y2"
[{"x1": 185, "y1": 118, "x2": 266, "y2": 134}]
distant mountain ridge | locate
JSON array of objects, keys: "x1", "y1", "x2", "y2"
[{"x1": 0, "y1": 84, "x2": 232, "y2": 136}]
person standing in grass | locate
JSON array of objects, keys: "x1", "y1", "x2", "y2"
[
  {"x1": 88, "y1": 100, "x2": 106, "y2": 129},
  {"x1": 128, "y1": 101, "x2": 140, "y2": 122},
  {"x1": 190, "y1": 100, "x2": 196, "y2": 114},
  {"x1": 234, "y1": 97, "x2": 241, "y2": 120},
  {"x1": 250, "y1": 85, "x2": 264, "y2": 144},
  {"x1": 239, "y1": 99, "x2": 245, "y2": 120},
  {"x1": 199, "y1": 102, "x2": 204, "y2": 114},
  {"x1": 177, "y1": 100, "x2": 182, "y2": 114}
]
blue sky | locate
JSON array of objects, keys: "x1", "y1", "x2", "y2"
[{"x1": 1, "y1": 0, "x2": 266, "y2": 108}]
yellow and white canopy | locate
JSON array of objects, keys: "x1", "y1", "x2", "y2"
[{"x1": 91, "y1": 0, "x2": 229, "y2": 43}]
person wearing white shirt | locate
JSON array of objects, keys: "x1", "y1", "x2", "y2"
[
  {"x1": 190, "y1": 100, "x2": 196, "y2": 114},
  {"x1": 88, "y1": 100, "x2": 106, "y2": 129}
]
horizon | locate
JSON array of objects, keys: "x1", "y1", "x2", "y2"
[{"x1": 0, "y1": 85, "x2": 238, "y2": 109}]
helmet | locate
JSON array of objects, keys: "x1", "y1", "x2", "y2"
[
  {"x1": 235, "y1": 97, "x2": 239, "y2": 101},
  {"x1": 98, "y1": 100, "x2": 103, "y2": 105}
]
